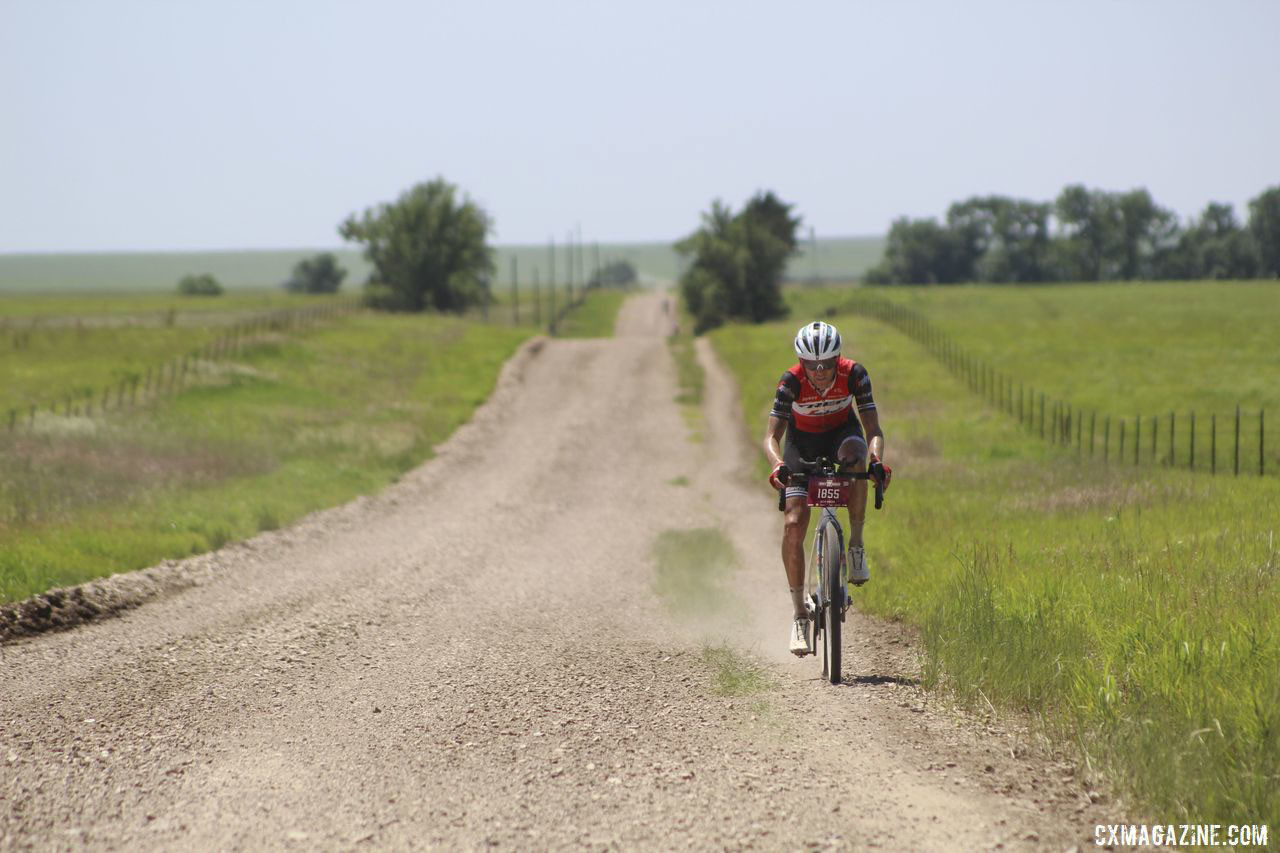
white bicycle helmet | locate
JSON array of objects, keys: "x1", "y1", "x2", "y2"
[{"x1": 793, "y1": 321, "x2": 841, "y2": 361}]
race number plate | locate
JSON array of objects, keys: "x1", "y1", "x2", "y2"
[{"x1": 808, "y1": 476, "x2": 849, "y2": 507}]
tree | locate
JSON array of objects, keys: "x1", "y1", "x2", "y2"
[
  {"x1": 284, "y1": 253, "x2": 346, "y2": 294},
  {"x1": 946, "y1": 196, "x2": 1052, "y2": 283},
  {"x1": 339, "y1": 178, "x2": 494, "y2": 312},
  {"x1": 1248, "y1": 186, "x2": 1280, "y2": 277},
  {"x1": 863, "y1": 217, "x2": 971, "y2": 284},
  {"x1": 588, "y1": 260, "x2": 638, "y2": 288},
  {"x1": 177, "y1": 273, "x2": 223, "y2": 296},
  {"x1": 1052, "y1": 185, "x2": 1178, "y2": 281},
  {"x1": 676, "y1": 192, "x2": 799, "y2": 332},
  {"x1": 1162, "y1": 202, "x2": 1258, "y2": 280}
]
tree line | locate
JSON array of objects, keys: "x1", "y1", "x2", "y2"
[{"x1": 865, "y1": 184, "x2": 1280, "y2": 285}]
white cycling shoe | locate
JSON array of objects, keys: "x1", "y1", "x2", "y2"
[
  {"x1": 848, "y1": 545, "x2": 869, "y2": 586},
  {"x1": 789, "y1": 617, "x2": 811, "y2": 657}
]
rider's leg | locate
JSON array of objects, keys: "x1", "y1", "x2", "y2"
[
  {"x1": 782, "y1": 496, "x2": 810, "y2": 617},
  {"x1": 837, "y1": 435, "x2": 869, "y2": 548}
]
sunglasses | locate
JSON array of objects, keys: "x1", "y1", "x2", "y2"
[{"x1": 803, "y1": 358, "x2": 837, "y2": 372}]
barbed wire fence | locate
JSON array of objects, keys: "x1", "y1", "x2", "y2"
[
  {"x1": 5, "y1": 296, "x2": 362, "y2": 434},
  {"x1": 838, "y1": 294, "x2": 1269, "y2": 478}
]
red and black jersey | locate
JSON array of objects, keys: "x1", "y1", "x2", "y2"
[{"x1": 770, "y1": 358, "x2": 876, "y2": 434}]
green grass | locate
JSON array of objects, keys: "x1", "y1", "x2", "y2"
[
  {"x1": 668, "y1": 296, "x2": 706, "y2": 441},
  {"x1": 0, "y1": 237, "x2": 886, "y2": 295},
  {"x1": 553, "y1": 287, "x2": 629, "y2": 338},
  {"x1": 0, "y1": 313, "x2": 533, "y2": 603},
  {"x1": 700, "y1": 644, "x2": 774, "y2": 697},
  {"x1": 708, "y1": 292, "x2": 1280, "y2": 826},
  {"x1": 781, "y1": 281, "x2": 1279, "y2": 476},
  {"x1": 651, "y1": 527, "x2": 738, "y2": 617}
]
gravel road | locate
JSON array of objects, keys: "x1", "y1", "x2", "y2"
[{"x1": 1, "y1": 292, "x2": 1114, "y2": 850}]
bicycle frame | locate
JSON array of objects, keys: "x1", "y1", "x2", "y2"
[{"x1": 776, "y1": 456, "x2": 886, "y2": 684}]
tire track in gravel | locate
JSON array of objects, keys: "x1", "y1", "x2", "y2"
[{"x1": 1, "y1": 291, "x2": 1113, "y2": 850}]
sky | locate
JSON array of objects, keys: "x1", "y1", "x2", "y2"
[{"x1": 2, "y1": 0, "x2": 1277, "y2": 253}]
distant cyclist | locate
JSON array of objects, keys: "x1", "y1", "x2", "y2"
[{"x1": 763, "y1": 321, "x2": 891, "y2": 656}]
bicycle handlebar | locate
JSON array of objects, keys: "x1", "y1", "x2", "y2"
[{"x1": 775, "y1": 457, "x2": 886, "y2": 512}]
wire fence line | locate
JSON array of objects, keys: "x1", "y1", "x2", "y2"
[
  {"x1": 5, "y1": 297, "x2": 362, "y2": 434},
  {"x1": 5, "y1": 271, "x2": 612, "y2": 435},
  {"x1": 839, "y1": 294, "x2": 1269, "y2": 478}
]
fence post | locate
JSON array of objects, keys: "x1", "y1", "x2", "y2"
[
  {"x1": 1134, "y1": 416, "x2": 1140, "y2": 465},
  {"x1": 1169, "y1": 412, "x2": 1175, "y2": 467},
  {"x1": 1119, "y1": 418, "x2": 1125, "y2": 464},
  {"x1": 1104, "y1": 416, "x2": 1110, "y2": 463},
  {"x1": 1262, "y1": 409, "x2": 1266, "y2": 477},
  {"x1": 1018, "y1": 383, "x2": 1024, "y2": 424},
  {"x1": 532, "y1": 268, "x2": 541, "y2": 328},
  {"x1": 1077, "y1": 411, "x2": 1082, "y2": 456},
  {"x1": 1211, "y1": 414, "x2": 1216, "y2": 475},
  {"x1": 1040, "y1": 394, "x2": 1045, "y2": 439},
  {"x1": 1090, "y1": 411, "x2": 1096, "y2": 457},
  {"x1": 1151, "y1": 415, "x2": 1157, "y2": 464},
  {"x1": 511, "y1": 256, "x2": 519, "y2": 325},
  {"x1": 1234, "y1": 405, "x2": 1240, "y2": 476},
  {"x1": 1190, "y1": 411, "x2": 1196, "y2": 471}
]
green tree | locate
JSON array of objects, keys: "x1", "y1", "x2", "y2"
[
  {"x1": 177, "y1": 273, "x2": 223, "y2": 296},
  {"x1": 1052, "y1": 185, "x2": 1177, "y2": 281},
  {"x1": 863, "y1": 216, "x2": 971, "y2": 284},
  {"x1": 946, "y1": 196, "x2": 1052, "y2": 283},
  {"x1": 588, "y1": 260, "x2": 638, "y2": 288},
  {"x1": 339, "y1": 178, "x2": 494, "y2": 312},
  {"x1": 676, "y1": 192, "x2": 799, "y2": 332},
  {"x1": 1248, "y1": 185, "x2": 1280, "y2": 277},
  {"x1": 284, "y1": 253, "x2": 347, "y2": 294},
  {"x1": 1166, "y1": 203, "x2": 1259, "y2": 280}
]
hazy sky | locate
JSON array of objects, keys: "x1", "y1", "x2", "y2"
[{"x1": 2, "y1": 0, "x2": 1277, "y2": 252}]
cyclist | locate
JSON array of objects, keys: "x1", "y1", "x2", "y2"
[{"x1": 763, "y1": 320, "x2": 891, "y2": 656}]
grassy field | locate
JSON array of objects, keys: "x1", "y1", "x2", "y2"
[
  {"x1": 0, "y1": 312, "x2": 534, "y2": 603},
  {"x1": 553, "y1": 287, "x2": 632, "y2": 338},
  {"x1": 0, "y1": 236, "x2": 885, "y2": 294},
  {"x1": 782, "y1": 281, "x2": 1278, "y2": 476},
  {"x1": 709, "y1": 284, "x2": 1279, "y2": 825}
]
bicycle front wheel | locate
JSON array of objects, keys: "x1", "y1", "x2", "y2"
[{"x1": 817, "y1": 513, "x2": 844, "y2": 684}]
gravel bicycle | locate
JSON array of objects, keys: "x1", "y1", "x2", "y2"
[{"x1": 776, "y1": 456, "x2": 886, "y2": 684}]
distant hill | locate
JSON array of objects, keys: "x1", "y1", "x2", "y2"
[{"x1": 0, "y1": 237, "x2": 884, "y2": 294}]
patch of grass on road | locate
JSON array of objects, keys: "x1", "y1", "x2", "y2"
[
  {"x1": 708, "y1": 294, "x2": 1280, "y2": 828},
  {"x1": 667, "y1": 295, "x2": 706, "y2": 442},
  {"x1": 0, "y1": 313, "x2": 533, "y2": 603},
  {"x1": 554, "y1": 287, "x2": 629, "y2": 338},
  {"x1": 651, "y1": 527, "x2": 737, "y2": 617},
  {"x1": 700, "y1": 644, "x2": 773, "y2": 697}
]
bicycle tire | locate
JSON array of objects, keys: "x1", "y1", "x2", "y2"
[{"x1": 819, "y1": 511, "x2": 844, "y2": 684}]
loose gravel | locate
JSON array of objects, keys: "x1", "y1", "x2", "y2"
[{"x1": 1, "y1": 293, "x2": 1119, "y2": 850}]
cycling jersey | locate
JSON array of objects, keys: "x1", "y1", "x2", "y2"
[{"x1": 770, "y1": 358, "x2": 876, "y2": 434}]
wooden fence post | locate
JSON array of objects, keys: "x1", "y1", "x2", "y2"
[
  {"x1": 1211, "y1": 414, "x2": 1216, "y2": 475},
  {"x1": 1234, "y1": 405, "x2": 1240, "y2": 476},
  {"x1": 1262, "y1": 409, "x2": 1266, "y2": 477},
  {"x1": 1190, "y1": 411, "x2": 1196, "y2": 471},
  {"x1": 1119, "y1": 418, "x2": 1125, "y2": 464},
  {"x1": 1090, "y1": 411, "x2": 1096, "y2": 457},
  {"x1": 1104, "y1": 416, "x2": 1110, "y2": 463},
  {"x1": 1134, "y1": 415, "x2": 1140, "y2": 465}
]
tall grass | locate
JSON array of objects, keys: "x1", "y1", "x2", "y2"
[
  {"x1": 0, "y1": 314, "x2": 532, "y2": 602},
  {"x1": 709, "y1": 293, "x2": 1280, "y2": 825},
  {"x1": 552, "y1": 287, "x2": 630, "y2": 338}
]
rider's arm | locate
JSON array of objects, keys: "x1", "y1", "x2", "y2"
[
  {"x1": 764, "y1": 415, "x2": 788, "y2": 469},
  {"x1": 765, "y1": 371, "x2": 799, "y2": 469},
  {"x1": 860, "y1": 407, "x2": 885, "y2": 463}
]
